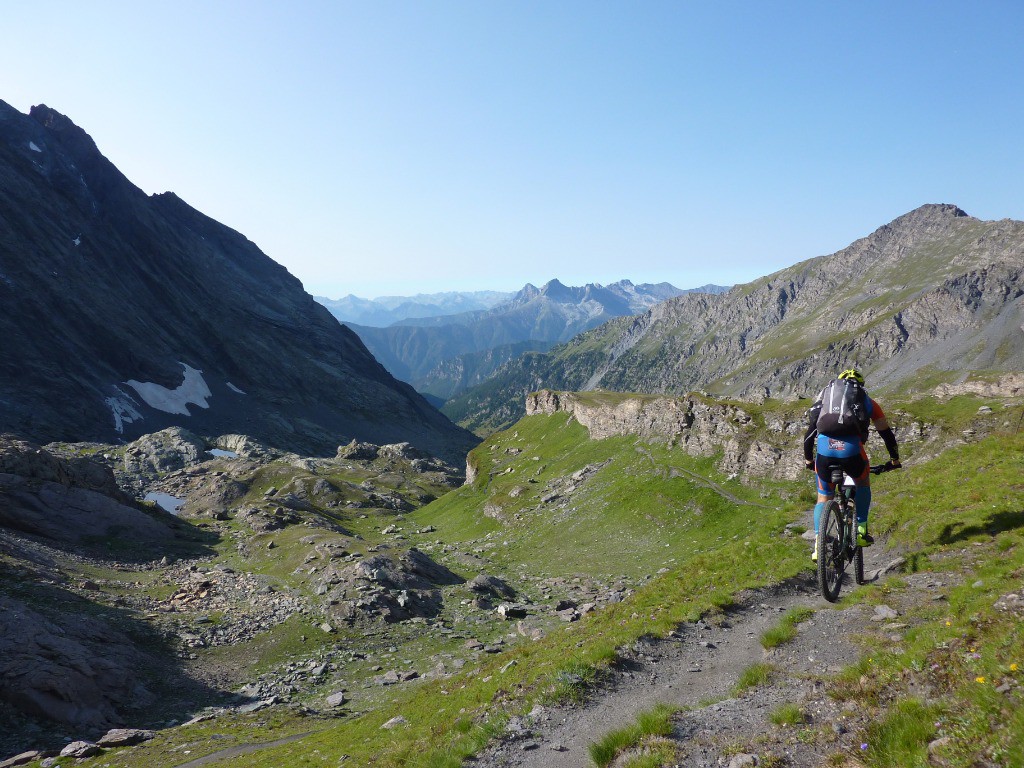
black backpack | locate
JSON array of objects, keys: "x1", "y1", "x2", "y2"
[{"x1": 815, "y1": 378, "x2": 869, "y2": 437}]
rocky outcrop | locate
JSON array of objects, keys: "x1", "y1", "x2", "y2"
[
  {"x1": 122, "y1": 427, "x2": 207, "y2": 478},
  {"x1": 319, "y1": 548, "x2": 464, "y2": 624},
  {"x1": 932, "y1": 372, "x2": 1024, "y2": 400},
  {"x1": 526, "y1": 390, "x2": 804, "y2": 480},
  {"x1": 0, "y1": 596, "x2": 155, "y2": 729},
  {"x1": 0, "y1": 437, "x2": 126, "y2": 500},
  {"x1": 0, "y1": 437, "x2": 174, "y2": 545}
]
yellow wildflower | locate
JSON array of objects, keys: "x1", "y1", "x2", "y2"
[
  {"x1": 1011, "y1": 663, "x2": 1019, "y2": 672},
  {"x1": 975, "y1": 676, "x2": 986, "y2": 684}
]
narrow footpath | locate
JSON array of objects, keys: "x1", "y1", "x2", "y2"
[{"x1": 473, "y1": 539, "x2": 913, "y2": 768}]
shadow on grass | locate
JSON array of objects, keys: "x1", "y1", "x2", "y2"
[{"x1": 935, "y1": 509, "x2": 1024, "y2": 547}]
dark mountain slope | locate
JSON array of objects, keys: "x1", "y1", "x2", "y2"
[
  {"x1": 445, "y1": 204, "x2": 1023, "y2": 433},
  {"x1": 0, "y1": 102, "x2": 476, "y2": 462}
]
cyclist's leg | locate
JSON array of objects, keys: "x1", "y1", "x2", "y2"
[
  {"x1": 813, "y1": 455, "x2": 836, "y2": 533},
  {"x1": 849, "y1": 450, "x2": 870, "y2": 525},
  {"x1": 849, "y1": 449, "x2": 873, "y2": 545}
]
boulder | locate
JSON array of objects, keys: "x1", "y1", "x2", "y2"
[
  {"x1": 59, "y1": 741, "x2": 101, "y2": 758},
  {"x1": 336, "y1": 441, "x2": 380, "y2": 461},
  {"x1": 322, "y1": 548, "x2": 463, "y2": 624},
  {"x1": 122, "y1": 427, "x2": 207, "y2": 477},
  {"x1": 96, "y1": 729, "x2": 155, "y2": 747},
  {"x1": 0, "y1": 596, "x2": 155, "y2": 729},
  {"x1": 0, "y1": 751, "x2": 46, "y2": 768},
  {"x1": 379, "y1": 443, "x2": 424, "y2": 460},
  {"x1": 468, "y1": 574, "x2": 516, "y2": 599}
]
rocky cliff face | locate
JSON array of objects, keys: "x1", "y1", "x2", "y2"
[
  {"x1": 524, "y1": 390, "x2": 805, "y2": 480},
  {"x1": 447, "y1": 205, "x2": 1024, "y2": 433},
  {"x1": 0, "y1": 101, "x2": 477, "y2": 462}
]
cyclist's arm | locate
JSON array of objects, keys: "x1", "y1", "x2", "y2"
[
  {"x1": 870, "y1": 400, "x2": 901, "y2": 465},
  {"x1": 803, "y1": 402, "x2": 821, "y2": 465}
]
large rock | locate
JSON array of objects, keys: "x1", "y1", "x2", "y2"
[
  {"x1": 0, "y1": 596, "x2": 155, "y2": 729},
  {"x1": 0, "y1": 438, "x2": 174, "y2": 545},
  {"x1": 122, "y1": 427, "x2": 207, "y2": 477},
  {"x1": 320, "y1": 548, "x2": 464, "y2": 624},
  {"x1": 468, "y1": 574, "x2": 517, "y2": 600}
]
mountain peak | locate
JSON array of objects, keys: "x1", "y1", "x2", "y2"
[
  {"x1": 890, "y1": 203, "x2": 970, "y2": 228},
  {"x1": 29, "y1": 104, "x2": 101, "y2": 157}
]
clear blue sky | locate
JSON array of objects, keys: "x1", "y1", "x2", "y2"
[{"x1": 3, "y1": 1, "x2": 1022, "y2": 298}]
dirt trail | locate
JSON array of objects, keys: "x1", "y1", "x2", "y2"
[{"x1": 474, "y1": 540, "x2": 909, "y2": 768}]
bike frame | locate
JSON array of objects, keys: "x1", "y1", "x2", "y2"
[{"x1": 816, "y1": 462, "x2": 896, "y2": 602}]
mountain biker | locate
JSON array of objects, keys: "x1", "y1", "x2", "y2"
[{"x1": 803, "y1": 368, "x2": 901, "y2": 560}]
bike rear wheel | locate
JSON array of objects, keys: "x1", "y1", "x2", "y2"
[
  {"x1": 817, "y1": 500, "x2": 845, "y2": 602},
  {"x1": 855, "y1": 545, "x2": 865, "y2": 584}
]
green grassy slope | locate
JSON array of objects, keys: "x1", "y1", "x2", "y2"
[{"x1": 67, "y1": 397, "x2": 1024, "y2": 768}]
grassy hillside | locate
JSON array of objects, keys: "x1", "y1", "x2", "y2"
[{"x1": 61, "y1": 391, "x2": 1023, "y2": 768}]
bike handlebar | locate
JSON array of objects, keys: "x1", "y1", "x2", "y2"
[{"x1": 870, "y1": 461, "x2": 901, "y2": 475}]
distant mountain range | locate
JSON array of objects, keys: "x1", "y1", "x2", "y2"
[
  {"x1": 0, "y1": 101, "x2": 477, "y2": 462},
  {"x1": 316, "y1": 290, "x2": 513, "y2": 327},
  {"x1": 342, "y1": 279, "x2": 729, "y2": 399},
  {"x1": 443, "y1": 204, "x2": 1024, "y2": 433}
]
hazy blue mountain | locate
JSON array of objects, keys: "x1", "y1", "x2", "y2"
[
  {"x1": 345, "y1": 279, "x2": 722, "y2": 399},
  {"x1": 316, "y1": 290, "x2": 513, "y2": 327}
]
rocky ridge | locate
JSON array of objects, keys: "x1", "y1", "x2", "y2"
[
  {"x1": 445, "y1": 204, "x2": 1024, "y2": 433},
  {"x1": 521, "y1": 389, "x2": 933, "y2": 482}
]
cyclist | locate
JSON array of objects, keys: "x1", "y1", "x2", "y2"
[{"x1": 803, "y1": 368, "x2": 901, "y2": 560}]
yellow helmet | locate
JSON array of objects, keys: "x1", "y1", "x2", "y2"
[{"x1": 838, "y1": 368, "x2": 865, "y2": 385}]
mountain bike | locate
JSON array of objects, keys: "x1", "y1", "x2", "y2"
[{"x1": 816, "y1": 462, "x2": 899, "y2": 602}]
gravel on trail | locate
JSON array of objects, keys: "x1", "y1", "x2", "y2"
[{"x1": 473, "y1": 541, "x2": 912, "y2": 768}]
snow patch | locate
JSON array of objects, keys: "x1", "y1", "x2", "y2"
[
  {"x1": 144, "y1": 491, "x2": 185, "y2": 515},
  {"x1": 104, "y1": 387, "x2": 143, "y2": 433},
  {"x1": 73, "y1": 235, "x2": 81, "y2": 246},
  {"x1": 126, "y1": 362, "x2": 212, "y2": 416},
  {"x1": 226, "y1": 381, "x2": 247, "y2": 395},
  {"x1": 207, "y1": 448, "x2": 239, "y2": 459},
  {"x1": 28, "y1": 141, "x2": 41, "y2": 153}
]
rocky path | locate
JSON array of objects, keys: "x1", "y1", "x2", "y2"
[{"x1": 474, "y1": 541, "x2": 910, "y2": 768}]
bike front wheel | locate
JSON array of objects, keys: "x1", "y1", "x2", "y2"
[
  {"x1": 817, "y1": 500, "x2": 845, "y2": 602},
  {"x1": 855, "y1": 545, "x2": 865, "y2": 585}
]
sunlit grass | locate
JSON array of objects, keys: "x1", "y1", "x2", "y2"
[
  {"x1": 589, "y1": 704, "x2": 678, "y2": 767},
  {"x1": 760, "y1": 606, "x2": 815, "y2": 649}
]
